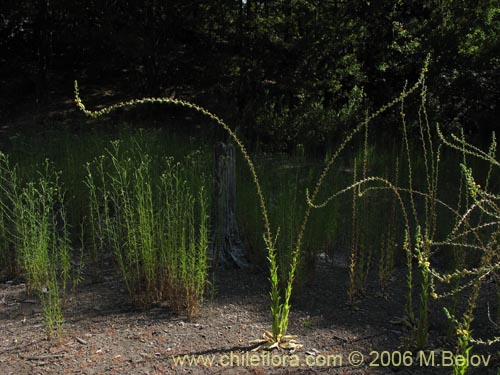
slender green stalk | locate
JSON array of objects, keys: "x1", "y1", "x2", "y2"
[
  {"x1": 415, "y1": 226, "x2": 431, "y2": 349},
  {"x1": 348, "y1": 158, "x2": 359, "y2": 305}
]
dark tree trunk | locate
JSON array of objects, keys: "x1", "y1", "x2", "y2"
[{"x1": 210, "y1": 142, "x2": 248, "y2": 269}]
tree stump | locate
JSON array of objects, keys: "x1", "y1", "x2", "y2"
[{"x1": 210, "y1": 142, "x2": 248, "y2": 269}]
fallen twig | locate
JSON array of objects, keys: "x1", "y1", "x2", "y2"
[
  {"x1": 75, "y1": 337, "x2": 88, "y2": 345},
  {"x1": 22, "y1": 353, "x2": 65, "y2": 361},
  {"x1": 0, "y1": 341, "x2": 37, "y2": 355}
]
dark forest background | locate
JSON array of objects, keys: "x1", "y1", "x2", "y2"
[{"x1": 1, "y1": 0, "x2": 499, "y2": 151}]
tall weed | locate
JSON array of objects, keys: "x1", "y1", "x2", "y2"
[
  {"x1": 85, "y1": 141, "x2": 210, "y2": 319},
  {"x1": 0, "y1": 155, "x2": 71, "y2": 339}
]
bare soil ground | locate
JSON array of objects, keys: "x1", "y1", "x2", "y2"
[{"x1": 1, "y1": 255, "x2": 498, "y2": 375}]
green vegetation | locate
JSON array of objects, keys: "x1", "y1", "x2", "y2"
[
  {"x1": 0, "y1": 58, "x2": 498, "y2": 375},
  {"x1": 85, "y1": 141, "x2": 210, "y2": 316},
  {"x1": 71, "y1": 57, "x2": 429, "y2": 350},
  {"x1": 0, "y1": 155, "x2": 72, "y2": 339},
  {"x1": 436, "y1": 131, "x2": 500, "y2": 375},
  {"x1": 3, "y1": 2, "x2": 499, "y2": 151},
  {"x1": 1, "y1": 3, "x2": 499, "y2": 373},
  {"x1": 0, "y1": 129, "x2": 212, "y2": 336},
  {"x1": 73, "y1": 82, "x2": 303, "y2": 349}
]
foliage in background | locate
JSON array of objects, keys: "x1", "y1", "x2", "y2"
[{"x1": 2, "y1": 1, "x2": 499, "y2": 147}]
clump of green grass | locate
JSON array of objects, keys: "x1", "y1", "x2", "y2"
[
  {"x1": 0, "y1": 154, "x2": 72, "y2": 339},
  {"x1": 85, "y1": 140, "x2": 209, "y2": 319},
  {"x1": 160, "y1": 163, "x2": 209, "y2": 318},
  {"x1": 0, "y1": 153, "x2": 17, "y2": 278}
]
